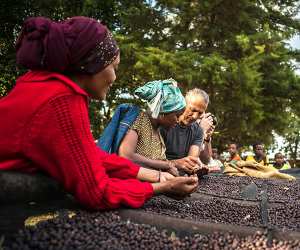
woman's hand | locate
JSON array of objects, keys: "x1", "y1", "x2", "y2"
[
  {"x1": 166, "y1": 160, "x2": 179, "y2": 176},
  {"x1": 152, "y1": 175, "x2": 199, "y2": 199},
  {"x1": 159, "y1": 171, "x2": 175, "y2": 182}
]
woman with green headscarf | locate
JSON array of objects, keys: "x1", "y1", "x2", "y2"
[{"x1": 118, "y1": 79, "x2": 186, "y2": 176}]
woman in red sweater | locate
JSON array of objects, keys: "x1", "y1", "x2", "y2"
[{"x1": 0, "y1": 16, "x2": 198, "y2": 209}]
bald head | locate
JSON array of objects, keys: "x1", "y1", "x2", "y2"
[{"x1": 179, "y1": 88, "x2": 209, "y2": 125}]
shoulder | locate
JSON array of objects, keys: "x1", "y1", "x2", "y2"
[
  {"x1": 16, "y1": 73, "x2": 88, "y2": 116},
  {"x1": 17, "y1": 71, "x2": 88, "y2": 97},
  {"x1": 190, "y1": 122, "x2": 203, "y2": 135},
  {"x1": 136, "y1": 112, "x2": 149, "y2": 123},
  {"x1": 190, "y1": 122, "x2": 201, "y2": 130},
  {"x1": 132, "y1": 112, "x2": 149, "y2": 129}
]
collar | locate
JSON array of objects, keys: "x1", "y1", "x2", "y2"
[{"x1": 17, "y1": 70, "x2": 89, "y2": 96}]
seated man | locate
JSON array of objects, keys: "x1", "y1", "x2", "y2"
[
  {"x1": 272, "y1": 152, "x2": 291, "y2": 170},
  {"x1": 207, "y1": 148, "x2": 224, "y2": 172},
  {"x1": 245, "y1": 142, "x2": 269, "y2": 165},
  {"x1": 227, "y1": 143, "x2": 241, "y2": 162},
  {"x1": 160, "y1": 88, "x2": 215, "y2": 175}
]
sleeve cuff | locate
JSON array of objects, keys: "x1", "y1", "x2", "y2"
[
  {"x1": 126, "y1": 160, "x2": 140, "y2": 177},
  {"x1": 143, "y1": 182, "x2": 154, "y2": 201}
]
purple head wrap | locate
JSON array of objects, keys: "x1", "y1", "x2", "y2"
[{"x1": 16, "y1": 16, "x2": 119, "y2": 74}]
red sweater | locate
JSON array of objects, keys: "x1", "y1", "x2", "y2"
[{"x1": 0, "y1": 71, "x2": 153, "y2": 209}]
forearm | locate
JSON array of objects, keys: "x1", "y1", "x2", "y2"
[
  {"x1": 200, "y1": 142, "x2": 212, "y2": 164},
  {"x1": 151, "y1": 182, "x2": 168, "y2": 195},
  {"x1": 188, "y1": 145, "x2": 201, "y2": 158},
  {"x1": 137, "y1": 167, "x2": 159, "y2": 183},
  {"x1": 127, "y1": 153, "x2": 169, "y2": 171}
]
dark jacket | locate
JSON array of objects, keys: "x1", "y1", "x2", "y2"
[{"x1": 98, "y1": 103, "x2": 140, "y2": 153}]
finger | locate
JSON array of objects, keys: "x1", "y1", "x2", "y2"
[
  {"x1": 187, "y1": 156, "x2": 199, "y2": 163},
  {"x1": 207, "y1": 116, "x2": 213, "y2": 122},
  {"x1": 187, "y1": 164, "x2": 195, "y2": 171},
  {"x1": 189, "y1": 163, "x2": 200, "y2": 170},
  {"x1": 172, "y1": 168, "x2": 179, "y2": 177},
  {"x1": 182, "y1": 166, "x2": 192, "y2": 174},
  {"x1": 185, "y1": 182, "x2": 199, "y2": 193},
  {"x1": 169, "y1": 170, "x2": 177, "y2": 177},
  {"x1": 184, "y1": 158, "x2": 195, "y2": 166},
  {"x1": 184, "y1": 176, "x2": 198, "y2": 185},
  {"x1": 186, "y1": 161, "x2": 196, "y2": 168},
  {"x1": 197, "y1": 158, "x2": 204, "y2": 165},
  {"x1": 190, "y1": 183, "x2": 199, "y2": 193},
  {"x1": 199, "y1": 113, "x2": 205, "y2": 119},
  {"x1": 193, "y1": 167, "x2": 200, "y2": 173},
  {"x1": 172, "y1": 171, "x2": 179, "y2": 177},
  {"x1": 183, "y1": 167, "x2": 193, "y2": 175},
  {"x1": 184, "y1": 162, "x2": 195, "y2": 169}
]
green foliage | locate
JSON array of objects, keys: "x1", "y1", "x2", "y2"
[
  {"x1": 1, "y1": 0, "x2": 300, "y2": 157},
  {"x1": 281, "y1": 113, "x2": 300, "y2": 165}
]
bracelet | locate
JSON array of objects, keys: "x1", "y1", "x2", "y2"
[{"x1": 158, "y1": 169, "x2": 161, "y2": 182}]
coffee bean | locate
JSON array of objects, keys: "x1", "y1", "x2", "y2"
[{"x1": 3, "y1": 176, "x2": 300, "y2": 249}]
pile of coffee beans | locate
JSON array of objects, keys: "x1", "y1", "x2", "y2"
[
  {"x1": 265, "y1": 180, "x2": 300, "y2": 202},
  {"x1": 180, "y1": 231, "x2": 300, "y2": 250},
  {"x1": 143, "y1": 196, "x2": 262, "y2": 227},
  {"x1": 197, "y1": 176, "x2": 263, "y2": 200},
  {"x1": 268, "y1": 203, "x2": 300, "y2": 231},
  {"x1": 3, "y1": 210, "x2": 300, "y2": 250},
  {"x1": 143, "y1": 195, "x2": 300, "y2": 230},
  {"x1": 198, "y1": 175, "x2": 300, "y2": 202},
  {"x1": 4, "y1": 211, "x2": 182, "y2": 250},
  {"x1": 2, "y1": 176, "x2": 299, "y2": 249},
  {"x1": 142, "y1": 173, "x2": 300, "y2": 231}
]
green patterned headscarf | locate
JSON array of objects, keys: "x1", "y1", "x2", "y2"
[{"x1": 134, "y1": 79, "x2": 186, "y2": 118}]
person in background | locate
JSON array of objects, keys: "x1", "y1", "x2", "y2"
[
  {"x1": 246, "y1": 142, "x2": 269, "y2": 165},
  {"x1": 227, "y1": 143, "x2": 241, "y2": 162},
  {"x1": 160, "y1": 88, "x2": 214, "y2": 175},
  {"x1": 118, "y1": 79, "x2": 185, "y2": 176},
  {"x1": 207, "y1": 148, "x2": 224, "y2": 172},
  {"x1": 0, "y1": 16, "x2": 199, "y2": 210},
  {"x1": 272, "y1": 152, "x2": 291, "y2": 170}
]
